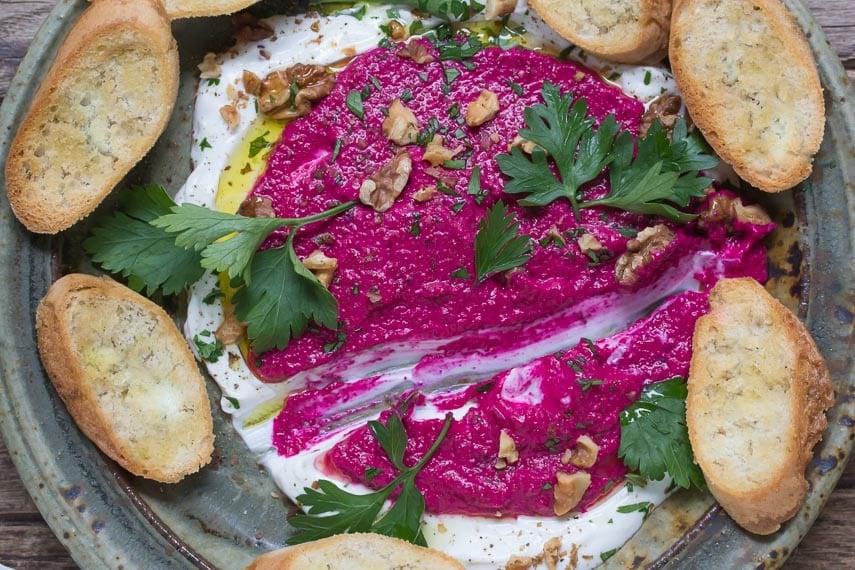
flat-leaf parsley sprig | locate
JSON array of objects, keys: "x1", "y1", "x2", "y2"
[
  {"x1": 496, "y1": 82, "x2": 718, "y2": 223},
  {"x1": 474, "y1": 201, "x2": 532, "y2": 282},
  {"x1": 84, "y1": 184, "x2": 357, "y2": 353},
  {"x1": 617, "y1": 377, "x2": 706, "y2": 491},
  {"x1": 289, "y1": 408, "x2": 453, "y2": 546}
]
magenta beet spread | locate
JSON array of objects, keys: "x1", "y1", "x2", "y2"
[{"x1": 253, "y1": 39, "x2": 773, "y2": 517}]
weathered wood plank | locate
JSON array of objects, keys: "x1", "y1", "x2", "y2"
[{"x1": 0, "y1": 1, "x2": 851, "y2": 569}]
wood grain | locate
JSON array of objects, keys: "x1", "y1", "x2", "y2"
[{"x1": 0, "y1": 1, "x2": 852, "y2": 569}]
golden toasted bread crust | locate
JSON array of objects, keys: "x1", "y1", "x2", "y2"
[
  {"x1": 687, "y1": 278, "x2": 833, "y2": 534},
  {"x1": 36, "y1": 274, "x2": 214, "y2": 483},
  {"x1": 163, "y1": 0, "x2": 261, "y2": 19},
  {"x1": 5, "y1": 0, "x2": 178, "y2": 233},
  {"x1": 669, "y1": 0, "x2": 824, "y2": 192},
  {"x1": 246, "y1": 533, "x2": 466, "y2": 570},
  {"x1": 529, "y1": 0, "x2": 672, "y2": 64}
]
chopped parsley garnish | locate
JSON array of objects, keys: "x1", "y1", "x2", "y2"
[
  {"x1": 202, "y1": 289, "x2": 224, "y2": 304},
  {"x1": 450, "y1": 267, "x2": 470, "y2": 279},
  {"x1": 400, "y1": 88, "x2": 414, "y2": 103},
  {"x1": 600, "y1": 548, "x2": 618, "y2": 562},
  {"x1": 409, "y1": 214, "x2": 421, "y2": 236},
  {"x1": 346, "y1": 89, "x2": 365, "y2": 120},
  {"x1": 206, "y1": 77, "x2": 220, "y2": 86},
  {"x1": 193, "y1": 330, "x2": 224, "y2": 363},
  {"x1": 289, "y1": 407, "x2": 453, "y2": 546},
  {"x1": 85, "y1": 185, "x2": 357, "y2": 353},
  {"x1": 443, "y1": 67, "x2": 461, "y2": 84},
  {"x1": 616, "y1": 501, "x2": 653, "y2": 519},
  {"x1": 576, "y1": 378, "x2": 604, "y2": 392},
  {"x1": 496, "y1": 82, "x2": 718, "y2": 222},
  {"x1": 364, "y1": 467, "x2": 383, "y2": 481},
  {"x1": 330, "y1": 139, "x2": 343, "y2": 163},
  {"x1": 467, "y1": 166, "x2": 486, "y2": 204},
  {"x1": 474, "y1": 201, "x2": 531, "y2": 282},
  {"x1": 224, "y1": 396, "x2": 240, "y2": 409},
  {"x1": 443, "y1": 159, "x2": 466, "y2": 170},
  {"x1": 618, "y1": 377, "x2": 706, "y2": 491},
  {"x1": 323, "y1": 330, "x2": 347, "y2": 353},
  {"x1": 507, "y1": 80, "x2": 524, "y2": 96},
  {"x1": 643, "y1": 70, "x2": 652, "y2": 85},
  {"x1": 199, "y1": 137, "x2": 212, "y2": 151},
  {"x1": 437, "y1": 35, "x2": 484, "y2": 60},
  {"x1": 248, "y1": 131, "x2": 272, "y2": 158}
]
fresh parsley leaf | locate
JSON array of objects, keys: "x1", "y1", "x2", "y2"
[
  {"x1": 497, "y1": 83, "x2": 718, "y2": 222},
  {"x1": 289, "y1": 409, "x2": 454, "y2": 547},
  {"x1": 496, "y1": 82, "x2": 619, "y2": 217},
  {"x1": 474, "y1": 201, "x2": 531, "y2": 282},
  {"x1": 618, "y1": 377, "x2": 706, "y2": 491},
  {"x1": 232, "y1": 236, "x2": 338, "y2": 353},
  {"x1": 84, "y1": 185, "x2": 205, "y2": 296},
  {"x1": 152, "y1": 204, "x2": 287, "y2": 284},
  {"x1": 582, "y1": 119, "x2": 717, "y2": 222}
]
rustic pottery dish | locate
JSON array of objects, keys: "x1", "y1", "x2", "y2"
[{"x1": 0, "y1": 0, "x2": 851, "y2": 568}]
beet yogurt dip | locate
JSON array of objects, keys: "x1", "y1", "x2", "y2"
[{"x1": 247, "y1": 36, "x2": 773, "y2": 518}]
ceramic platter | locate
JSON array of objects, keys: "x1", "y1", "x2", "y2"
[{"x1": 0, "y1": 1, "x2": 852, "y2": 568}]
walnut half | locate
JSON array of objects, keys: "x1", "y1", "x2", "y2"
[
  {"x1": 560, "y1": 435, "x2": 600, "y2": 468},
  {"x1": 302, "y1": 250, "x2": 338, "y2": 288},
  {"x1": 359, "y1": 152, "x2": 413, "y2": 212},
  {"x1": 243, "y1": 64, "x2": 336, "y2": 120},
  {"x1": 614, "y1": 224, "x2": 675, "y2": 286},
  {"x1": 382, "y1": 99, "x2": 420, "y2": 146},
  {"x1": 465, "y1": 89, "x2": 500, "y2": 127}
]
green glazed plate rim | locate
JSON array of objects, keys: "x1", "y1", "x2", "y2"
[{"x1": 0, "y1": 1, "x2": 852, "y2": 568}]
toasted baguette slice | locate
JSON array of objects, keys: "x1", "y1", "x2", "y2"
[
  {"x1": 529, "y1": 0, "x2": 671, "y2": 63},
  {"x1": 687, "y1": 278, "x2": 833, "y2": 535},
  {"x1": 163, "y1": 1, "x2": 261, "y2": 19},
  {"x1": 5, "y1": 0, "x2": 178, "y2": 234},
  {"x1": 669, "y1": 0, "x2": 824, "y2": 192},
  {"x1": 246, "y1": 533, "x2": 465, "y2": 570},
  {"x1": 36, "y1": 274, "x2": 214, "y2": 483}
]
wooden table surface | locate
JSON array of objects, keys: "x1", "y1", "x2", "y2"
[{"x1": 0, "y1": 1, "x2": 852, "y2": 568}]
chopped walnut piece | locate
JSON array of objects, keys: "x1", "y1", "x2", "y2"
[
  {"x1": 397, "y1": 41, "x2": 435, "y2": 64},
  {"x1": 505, "y1": 556, "x2": 534, "y2": 570},
  {"x1": 422, "y1": 135, "x2": 465, "y2": 166},
  {"x1": 577, "y1": 233, "x2": 604, "y2": 254},
  {"x1": 216, "y1": 303, "x2": 246, "y2": 345},
  {"x1": 413, "y1": 186, "x2": 438, "y2": 202},
  {"x1": 220, "y1": 104, "x2": 240, "y2": 130},
  {"x1": 485, "y1": 0, "x2": 519, "y2": 19},
  {"x1": 614, "y1": 224, "x2": 675, "y2": 286},
  {"x1": 640, "y1": 94, "x2": 682, "y2": 137},
  {"x1": 700, "y1": 194, "x2": 772, "y2": 228},
  {"x1": 232, "y1": 13, "x2": 274, "y2": 42},
  {"x1": 561, "y1": 435, "x2": 600, "y2": 468},
  {"x1": 237, "y1": 195, "x2": 276, "y2": 218},
  {"x1": 302, "y1": 250, "x2": 338, "y2": 288},
  {"x1": 388, "y1": 20, "x2": 408, "y2": 41},
  {"x1": 508, "y1": 135, "x2": 545, "y2": 156},
  {"x1": 495, "y1": 430, "x2": 519, "y2": 469},
  {"x1": 359, "y1": 151, "x2": 413, "y2": 212},
  {"x1": 382, "y1": 99, "x2": 420, "y2": 145},
  {"x1": 553, "y1": 471, "x2": 591, "y2": 516},
  {"x1": 367, "y1": 286, "x2": 382, "y2": 304},
  {"x1": 198, "y1": 52, "x2": 221, "y2": 79},
  {"x1": 542, "y1": 537, "x2": 562, "y2": 570},
  {"x1": 243, "y1": 64, "x2": 336, "y2": 120},
  {"x1": 465, "y1": 89, "x2": 500, "y2": 127},
  {"x1": 545, "y1": 225, "x2": 566, "y2": 246}
]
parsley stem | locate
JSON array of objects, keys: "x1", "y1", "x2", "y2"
[
  {"x1": 378, "y1": 412, "x2": 453, "y2": 491},
  {"x1": 278, "y1": 200, "x2": 359, "y2": 228}
]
